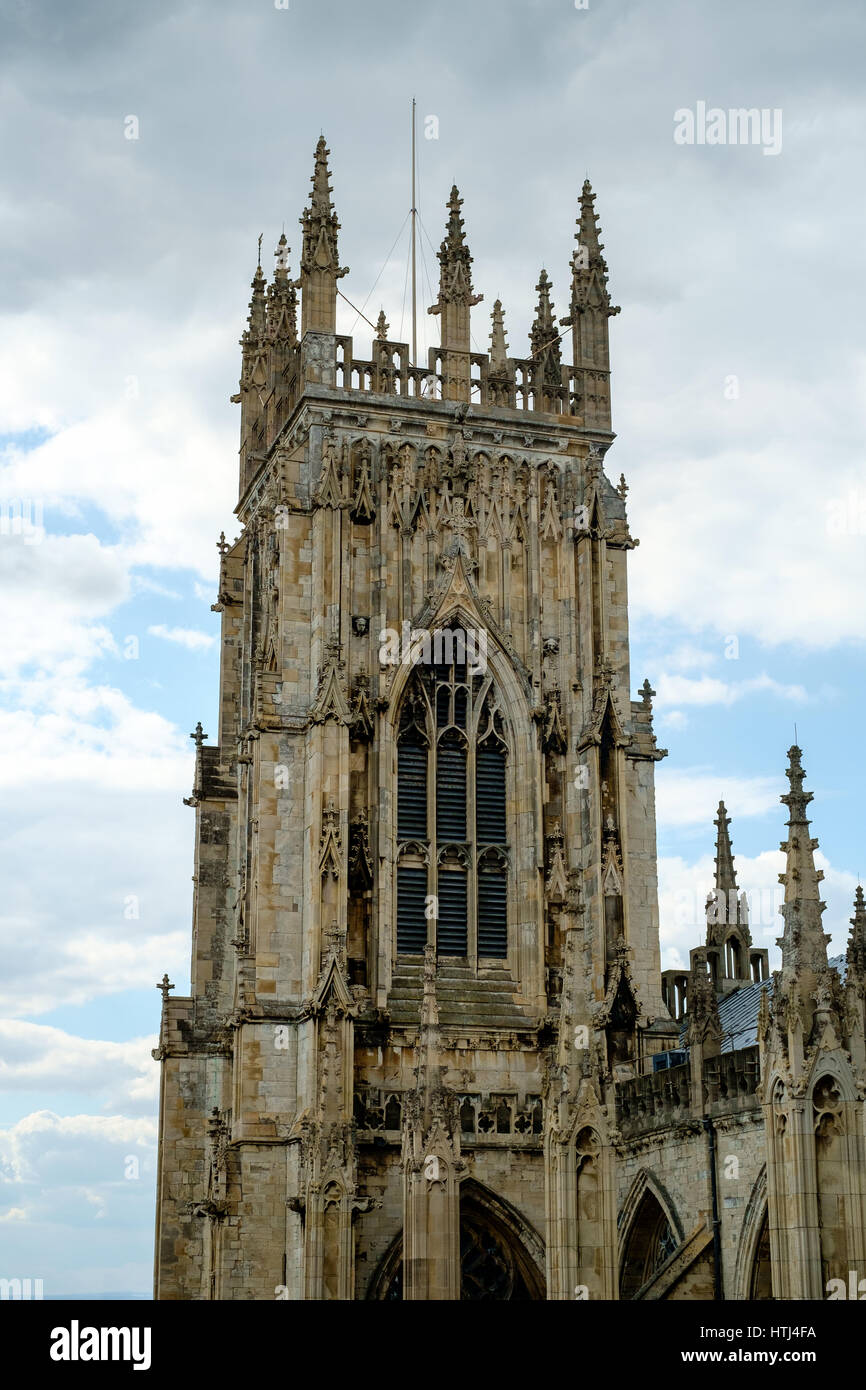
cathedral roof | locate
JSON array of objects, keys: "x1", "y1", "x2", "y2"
[{"x1": 679, "y1": 955, "x2": 846, "y2": 1053}]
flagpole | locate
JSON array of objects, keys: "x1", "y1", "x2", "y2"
[{"x1": 411, "y1": 97, "x2": 417, "y2": 369}]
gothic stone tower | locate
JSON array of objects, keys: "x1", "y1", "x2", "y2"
[{"x1": 153, "y1": 140, "x2": 678, "y2": 1301}]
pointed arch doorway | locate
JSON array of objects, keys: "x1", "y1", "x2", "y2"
[
  {"x1": 369, "y1": 1182, "x2": 546, "y2": 1300},
  {"x1": 619, "y1": 1187, "x2": 678, "y2": 1299},
  {"x1": 748, "y1": 1210, "x2": 772, "y2": 1300}
]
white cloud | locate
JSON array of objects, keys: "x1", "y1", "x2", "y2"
[
  {"x1": 625, "y1": 432, "x2": 866, "y2": 648},
  {"x1": 0, "y1": 1109, "x2": 156, "y2": 1187},
  {"x1": 0, "y1": 682, "x2": 190, "y2": 792},
  {"x1": 148, "y1": 623, "x2": 215, "y2": 651},
  {"x1": 0, "y1": 530, "x2": 127, "y2": 678},
  {"x1": 0, "y1": 1110, "x2": 157, "y2": 1295},
  {"x1": 0, "y1": 318, "x2": 234, "y2": 580},
  {"x1": 0, "y1": 1022, "x2": 159, "y2": 1112},
  {"x1": 659, "y1": 644, "x2": 720, "y2": 673},
  {"x1": 654, "y1": 672, "x2": 809, "y2": 708},
  {"x1": 654, "y1": 767, "x2": 781, "y2": 828},
  {"x1": 0, "y1": 780, "x2": 191, "y2": 1017}
]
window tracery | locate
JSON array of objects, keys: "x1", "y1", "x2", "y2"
[{"x1": 395, "y1": 649, "x2": 509, "y2": 962}]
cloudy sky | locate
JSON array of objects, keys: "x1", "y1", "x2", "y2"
[{"x1": 1, "y1": 0, "x2": 863, "y2": 1296}]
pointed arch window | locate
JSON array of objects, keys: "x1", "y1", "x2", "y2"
[{"x1": 395, "y1": 649, "x2": 509, "y2": 964}]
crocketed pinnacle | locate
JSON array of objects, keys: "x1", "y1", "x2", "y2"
[
  {"x1": 432, "y1": 185, "x2": 481, "y2": 308},
  {"x1": 848, "y1": 884, "x2": 866, "y2": 974},
  {"x1": 713, "y1": 801, "x2": 738, "y2": 896},
  {"x1": 488, "y1": 298, "x2": 509, "y2": 376},
  {"x1": 267, "y1": 233, "x2": 297, "y2": 346},
  {"x1": 567, "y1": 179, "x2": 620, "y2": 318},
  {"x1": 530, "y1": 270, "x2": 561, "y2": 385},
  {"x1": 299, "y1": 136, "x2": 348, "y2": 279},
  {"x1": 244, "y1": 258, "x2": 267, "y2": 342},
  {"x1": 777, "y1": 745, "x2": 830, "y2": 976}
]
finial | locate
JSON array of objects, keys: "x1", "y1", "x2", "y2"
[
  {"x1": 257, "y1": 232, "x2": 263, "y2": 268},
  {"x1": 567, "y1": 181, "x2": 619, "y2": 318},
  {"x1": 530, "y1": 270, "x2": 561, "y2": 379},
  {"x1": 274, "y1": 233, "x2": 290, "y2": 271},
  {"x1": 375, "y1": 309, "x2": 389, "y2": 340},
  {"x1": 850, "y1": 884, "x2": 866, "y2": 932},
  {"x1": 850, "y1": 884, "x2": 866, "y2": 967},
  {"x1": 640, "y1": 678, "x2": 655, "y2": 709},
  {"x1": 782, "y1": 743, "x2": 812, "y2": 820},
  {"x1": 617, "y1": 472, "x2": 628, "y2": 500},
  {"x1": 489, "y1": 298, "x2": 510, "y2": 376},
  {"x1": 712, "y1": 799, "x2": 738, "y2": 897},
  {"x1": 430, "y1": 183, "x2": 481, "y2": 317},
  {"x1": 157, "y1": 973, "x2": 174, "y2": 1001},
  {"x1": 298, "y1": 135, "x2": 348, "y2": 329},
  {"x1": 217, "y1": 532, "x2": 229, "y2": 556},
  {"x1": 190, "y1": 722, "x2": 207, "y2": 749},
  {"x1": 777, "y1": 742, "x2": 829, "y2": 977}
]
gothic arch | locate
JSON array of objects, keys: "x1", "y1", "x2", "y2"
[
  {"x1": 384, "y1": 596, "x2": 533, "y2": 722},
  {"x1": 618, "y1": 1169, "x2": 683, "y2": 1300},
  {"x1": 734, "y1": 1165, "x2": 771, "y2": 1301},
  {"x1": 366, "y1": 1180, "x2": 546, "y2": 1300},
  {"x1": 365, "y1": 1225, "x2": 404, "y2": 1301},
  {"x1": 459, "y1": 1178, "x2": 546, "y2": 1297},
  {"x1": 807, "y1": 1052, "x2": 857, "y2": 1102},
  {"x1": 383, "y1": 609, "x2": 544, "y2": 996}
]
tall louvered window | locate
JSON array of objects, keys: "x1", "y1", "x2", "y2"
[
  {"x1": 395, "y1": 649, "x2": 509, "y2": 964},
  {"x1": 476, "y1": 745, "x2": 506, "y2": 843},
  {"x1": 396, "y1": 865, "x2": 428, "y2": 954},
  {"x1": 397, "y1": 740, "x2": 427, "y2": 840},
  {"x1": 436, "y1": 737, "x2": 466, "y2": 839},
  {"x1": 478, "y1": 853, "x2": 508, "y2": 958}
]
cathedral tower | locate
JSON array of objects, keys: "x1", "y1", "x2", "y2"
[{"x1": 152, "y1": 142, "x2": 683, "y2": 1301}]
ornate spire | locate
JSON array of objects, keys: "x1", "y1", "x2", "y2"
[
  {"x1": 706, "y1": 799, "x2": 750, "y2": 949},
  {"x1": 777, "y1": 745, "x2": 830, "y2": 976},
  {"x1": 431, "y1": 185, "x2": 480, "y2": 310},
  {"x1": 529, "y1": 270, "x2": 561, "y2": 388},
  {"x1": 234, "y1": 247, "x2": 271, "y2": 494},
  {"x1": 487, "y1": 298, "x2": 513, "y2": 406},
  {"x1": 848, "y1": 884, "x2": 866, "y2": 975},
  {"x1": 568, "y1": 180, "x2": 618, "y2": 317},
  {"x1": 267, "y1": 233, "x2": 298, "y2": 348},
  {"x1": 488, "y1": 298, "x2": 509, "y2": 375},
  {"x1": 375, "y1": 309, "x2": 389, "y2": 340},
  {"x1": 713, "y1": 800, "x2": 738, "y2": 897},
  {"x1": 428, "y1": 185, "x2": 482, "y2": 400},
  {"x1": 561, "y1": 180, "x2": 620, "y2": 430},
  {"x1": 298, "y1": 136, "x2": 348, "y2": 334},
  {"x1": 241, "y1": 256, "x2": 268, "y2": 353}
]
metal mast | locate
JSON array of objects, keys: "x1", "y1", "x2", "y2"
[{"x1": 411, "y1": 97, "x2": 417, "y2": 367}]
